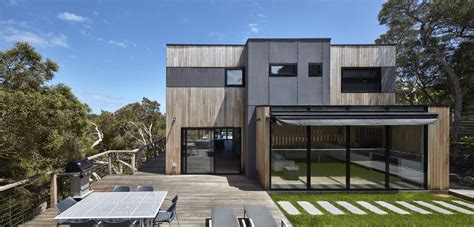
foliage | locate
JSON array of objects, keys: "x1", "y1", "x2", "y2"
[
  {"x1": 271, "y1": 192, "x2": 474, "y2": 226},
  {"x1": 0, "y1": 43, "x2": 92, "y2": 180},
  {"x1": 88, "y1": 97, "x2": 166, "y2": 155},
  {"x1": 376, "y1": 1, "x2": 474, "y2": 145}
]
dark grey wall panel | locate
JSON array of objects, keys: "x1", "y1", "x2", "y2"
[
  {"x1": 381, "y1": 67, "x2": 396, "y2": 92},
  {"x1": 166, "y1": 68, "x2": 225, "y2": 87},
  {"x1": 322, "y1": 42, "x2": 331, "y2": 104},
  {"x1": 269, "y1": 42, "x2": 297, "y2": 63},
  {"x1": 244, "y1": 105, "x2": 256, "y2": 179},
  {"x1": 247, "y1": 42, "x2": 269, "y2": 105},
  {"x1": 269, "y1": 77, "x2": 298, "y2": 105},
  {"x1": 297, "y1": 42, "x2": 324, "y2": 105}
]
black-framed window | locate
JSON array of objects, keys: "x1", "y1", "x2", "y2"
[
  {"x1": 225, "y1": 68, "x2": 244, "y2": 87},
  {"x1": 308, "y1": 63, "x2": 322, "y2": 77},
  {"x1": 270, "y1": 64, "x2": 297, "y2": 77},
  {"x1": 341, "y1": 67, "x2": 381, "y2": 93}
]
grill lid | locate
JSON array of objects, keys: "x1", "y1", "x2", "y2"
[{"x1": 66, "y1": 158, "x2": 94, "y2": 173}]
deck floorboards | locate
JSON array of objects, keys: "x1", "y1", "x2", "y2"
[{"x1": 21, "y1": 172, "x2": 287, "y2": 227}]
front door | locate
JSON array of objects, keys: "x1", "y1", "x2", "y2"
[{"x1": 181, "y1": 128, "x2": 241, "y2": 174}]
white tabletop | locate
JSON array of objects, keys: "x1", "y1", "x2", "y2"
[{"x1": 54, "y1": 191, "x2": 168, "y2": 220}]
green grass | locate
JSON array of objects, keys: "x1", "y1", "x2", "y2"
[{"x1": 270, "y1": 192, "x2": 474, "y2": 227}]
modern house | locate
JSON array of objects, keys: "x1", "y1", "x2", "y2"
[{"x1": 165, "y1": 38, "x2": 449, "y2": 191}]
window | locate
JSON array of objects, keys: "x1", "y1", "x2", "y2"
[
  {"x1": 270, "y1": 64, "x2": 297, "y2": 77},
  {"x1": 225, "y1": 69, "x2": 244, "y2": 87},
  {"x1": 308, "y1": 63, "x2": 322, "y2": 77},
  {"x1": 341, "y1": 67, "x2": 381, "y2": 93}
]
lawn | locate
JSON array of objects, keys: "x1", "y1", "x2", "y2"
[{"x1": 270, "y1": 192, "x2": 474, "y2": 227}]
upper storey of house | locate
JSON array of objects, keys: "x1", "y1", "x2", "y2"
[{"x1": 166, "y1": 38, "x2": 396, "y2": 105}]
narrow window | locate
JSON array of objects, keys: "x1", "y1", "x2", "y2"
[
  {"x1": 341, "y1": 67, "x2": 381, "y2": 93},
  {"x1": 225, "y1": 69, "x2": 244, "y2": 87},
  {"x1": 309, "y1": 63, "x2": 322, "y2": 77},
  {"x1": 270, "y1": 64, "x2": 297, "y2": 77}
]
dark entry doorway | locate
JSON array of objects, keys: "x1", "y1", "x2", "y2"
[{"x1": 181, "y1": 128, "x2": 241, "y2": 174}]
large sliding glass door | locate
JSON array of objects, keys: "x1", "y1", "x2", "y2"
[
  {"x1": 270, "y1": 124, "x2": 427, "y2": 190},
  {"x1": 181, "y1": 128, "x2": 241, "y2": 174}
]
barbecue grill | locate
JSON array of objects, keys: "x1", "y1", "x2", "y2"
[{"x1": 63, "y1": 158, "x2": 96, "y2": 199}]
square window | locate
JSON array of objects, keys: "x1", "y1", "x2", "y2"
[
  {"x1": 269, "y1": 64, "x2": 297, "y2": 76},
  {"x1": 309, "y1": 63, "x2": 322, "y2": 77},
  {"x1": 341, "y1": 67, "x2": 381, "y2": 93},
  {"x1": 226, "y1": 69, "x2": 244, "y2": 86}
]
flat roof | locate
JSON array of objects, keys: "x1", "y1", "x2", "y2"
[{"x1": 166, "y1": 38, "x2": 398, "y2": 47}]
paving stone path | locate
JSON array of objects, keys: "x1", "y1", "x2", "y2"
[
  {"x1": 277, "y1": 200, "x2": 474, "y2": 216},
  {"x1": 297, "y1": 201, "x2": 323, "y2": 215},
  {"x1": 336, "y1": 201, "x2": 366, "y2": 215},
  {"x1": 395, "y1": 201, "x2": 431, "y2": 214},
  {"x1": 317, "y1": 201, "x2": 345, "y2": 215}
]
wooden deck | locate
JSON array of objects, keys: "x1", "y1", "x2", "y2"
[{"x1": 21, "y1": 172, "x2": 288, "y2": 227}]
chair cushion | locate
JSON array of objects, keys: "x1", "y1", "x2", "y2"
[{"x1": 154, "y1": 211, "x2": 171, "y2": 222}]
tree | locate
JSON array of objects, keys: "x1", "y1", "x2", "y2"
[
  {"x1": 0, "y1": 43, "x2": 91, "y2": 180},
  {"x1": 376, "y1": 1, "x2": 474, "y2": 148}
]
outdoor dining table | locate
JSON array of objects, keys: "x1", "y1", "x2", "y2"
[{"x1": 54, "y1": 191, "x2": 168, "y2": 226}]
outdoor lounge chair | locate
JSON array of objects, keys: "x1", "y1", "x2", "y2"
[
  {"x1": 243, "y1": 205, "x2": 288, "y2": 227},
  {"x1": 208, "y1": 205, "x2": 240, "y2": 227},
  {"x1": 112, "y1": 185, "x2": 131, "y2": 192},
  {"x1": 154, "y1": 195, "x2": 179, "y2": 226},
  {"x1": 136, "y1": 185, "x2": 154, "y2": 191}
]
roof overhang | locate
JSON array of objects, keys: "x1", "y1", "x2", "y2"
[{"x1": 270, "y1": 106, "x2": 439, "y2": 126}]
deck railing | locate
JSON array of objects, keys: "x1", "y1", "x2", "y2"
[{"x1": 0, "y1": 138, "x2": 165, "y2": 227}]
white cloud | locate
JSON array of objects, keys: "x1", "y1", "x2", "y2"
[
  {"x1": 248, "y1": 23, "x2": 259, "y2": 33},
  {"x1": 7, "y1": 0, "x2": 20, "y2": 6},
  {"x1": 92, "y1": 11, "x2": 99, "y2": 16},
  {"x1": 0, "y1": 27, "x2": 68, "y2": 48},
  {"x1": 107, "y1": 40, "x2": 127, "y2": 48},
  {"x1": 57, "y1": 12, "x2": 91, "y2": 23},
  {"x1": 0, "y1": 19, "x2": 29, "y2": 27},
  {"x1": 209, "y1": 32, "x2": 224, "y2": 41},
  {"x1": 256, "y1": 13, "x2": 267, "y2": 18}
]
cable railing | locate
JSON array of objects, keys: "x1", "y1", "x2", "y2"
[{"x1": 0, "y1": 138, "x2": 165, "y2": 227}]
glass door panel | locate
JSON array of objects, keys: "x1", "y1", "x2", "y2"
[
  {"x1": 270, "y1": 124, "x2": 307, "y2": 189},
  {"x1": 215, "y1": 128, "x2": 241, "y2": 174},
  {"x1": 183, "y1": 129, "x2": 214, "y2": 173},
  {"x1": 310, "y1": 126, "x2": 347, "y2": 189},
  {"x1": 349, "y1": 126, "x2": 386, "y2": 189}
]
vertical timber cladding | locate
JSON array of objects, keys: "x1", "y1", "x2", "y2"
[
  {"x1": 255, "y1": 106, "x2": 270, "y2": 190},
  {"x1": 165, "y1": 45, "x2": 246, "y2": 174},
  {"x1": 428, "y1": 106, "x2": 450, "y2": 191},
  {"x1": 330, "y1": 45, "x2": 397, "y2": 105}
]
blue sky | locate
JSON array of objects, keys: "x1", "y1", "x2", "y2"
[{"x1": 0, "y1": 0, "x2": 387, "y2": 114}]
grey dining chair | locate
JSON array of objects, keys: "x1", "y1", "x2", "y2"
[
  {"x1": 101, "y1": 220, "x2": 137, "y2": 227},
  {"x1": 154, "y1": 196, "x2": 179, "y2": 226},
  {"x1": 112, "y1": 185, "x2": 131, "y2": 192},
  {"x1": 56, "y1": 197, "x2": 78, "y2": 226},
  {"x1": 69, "y1": 220, "x2": 100, "y2": 227},
  {"x1": 136, "y1": 185, "x2": 154, "y2": 191}
]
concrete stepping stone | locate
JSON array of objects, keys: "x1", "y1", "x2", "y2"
[
  {"x1": 433, "y1": 201, "x2": 474, "y2": 214},
  {"x1": 413, "y1": 201, "x2": 453, "y2": 215},
  {"x1": 278, "y1": 201, "x2": 300, "y2": 215},
  {"x1": 317, "y1": 201, "x2": 345, "y2": 215},
  {"x1": 297, "y1": 201, "x2": 323, "y2": 215},
  {"x1": 375, "y1": 201, "x2": 410, "y2": 214},
  {"x1": 452, "y1": 200, "x2": 474, "y2": 209},
  {"x1": 356, "y1": 201, "x2": 387, "y2": 215},
  {"x1": 336, "y1": 201, "x2": 366, "y2": 215},
  {"x1": 396, "y1": 201, "x2": 431, "y2": 214}
]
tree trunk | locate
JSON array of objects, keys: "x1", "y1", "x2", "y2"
[{"x1": 433, "y1": 48, "x2": 463, "y2": 152}]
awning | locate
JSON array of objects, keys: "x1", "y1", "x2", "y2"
[{"x1": 273, "y1": 112, "x2": 439, "y2": 126}]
